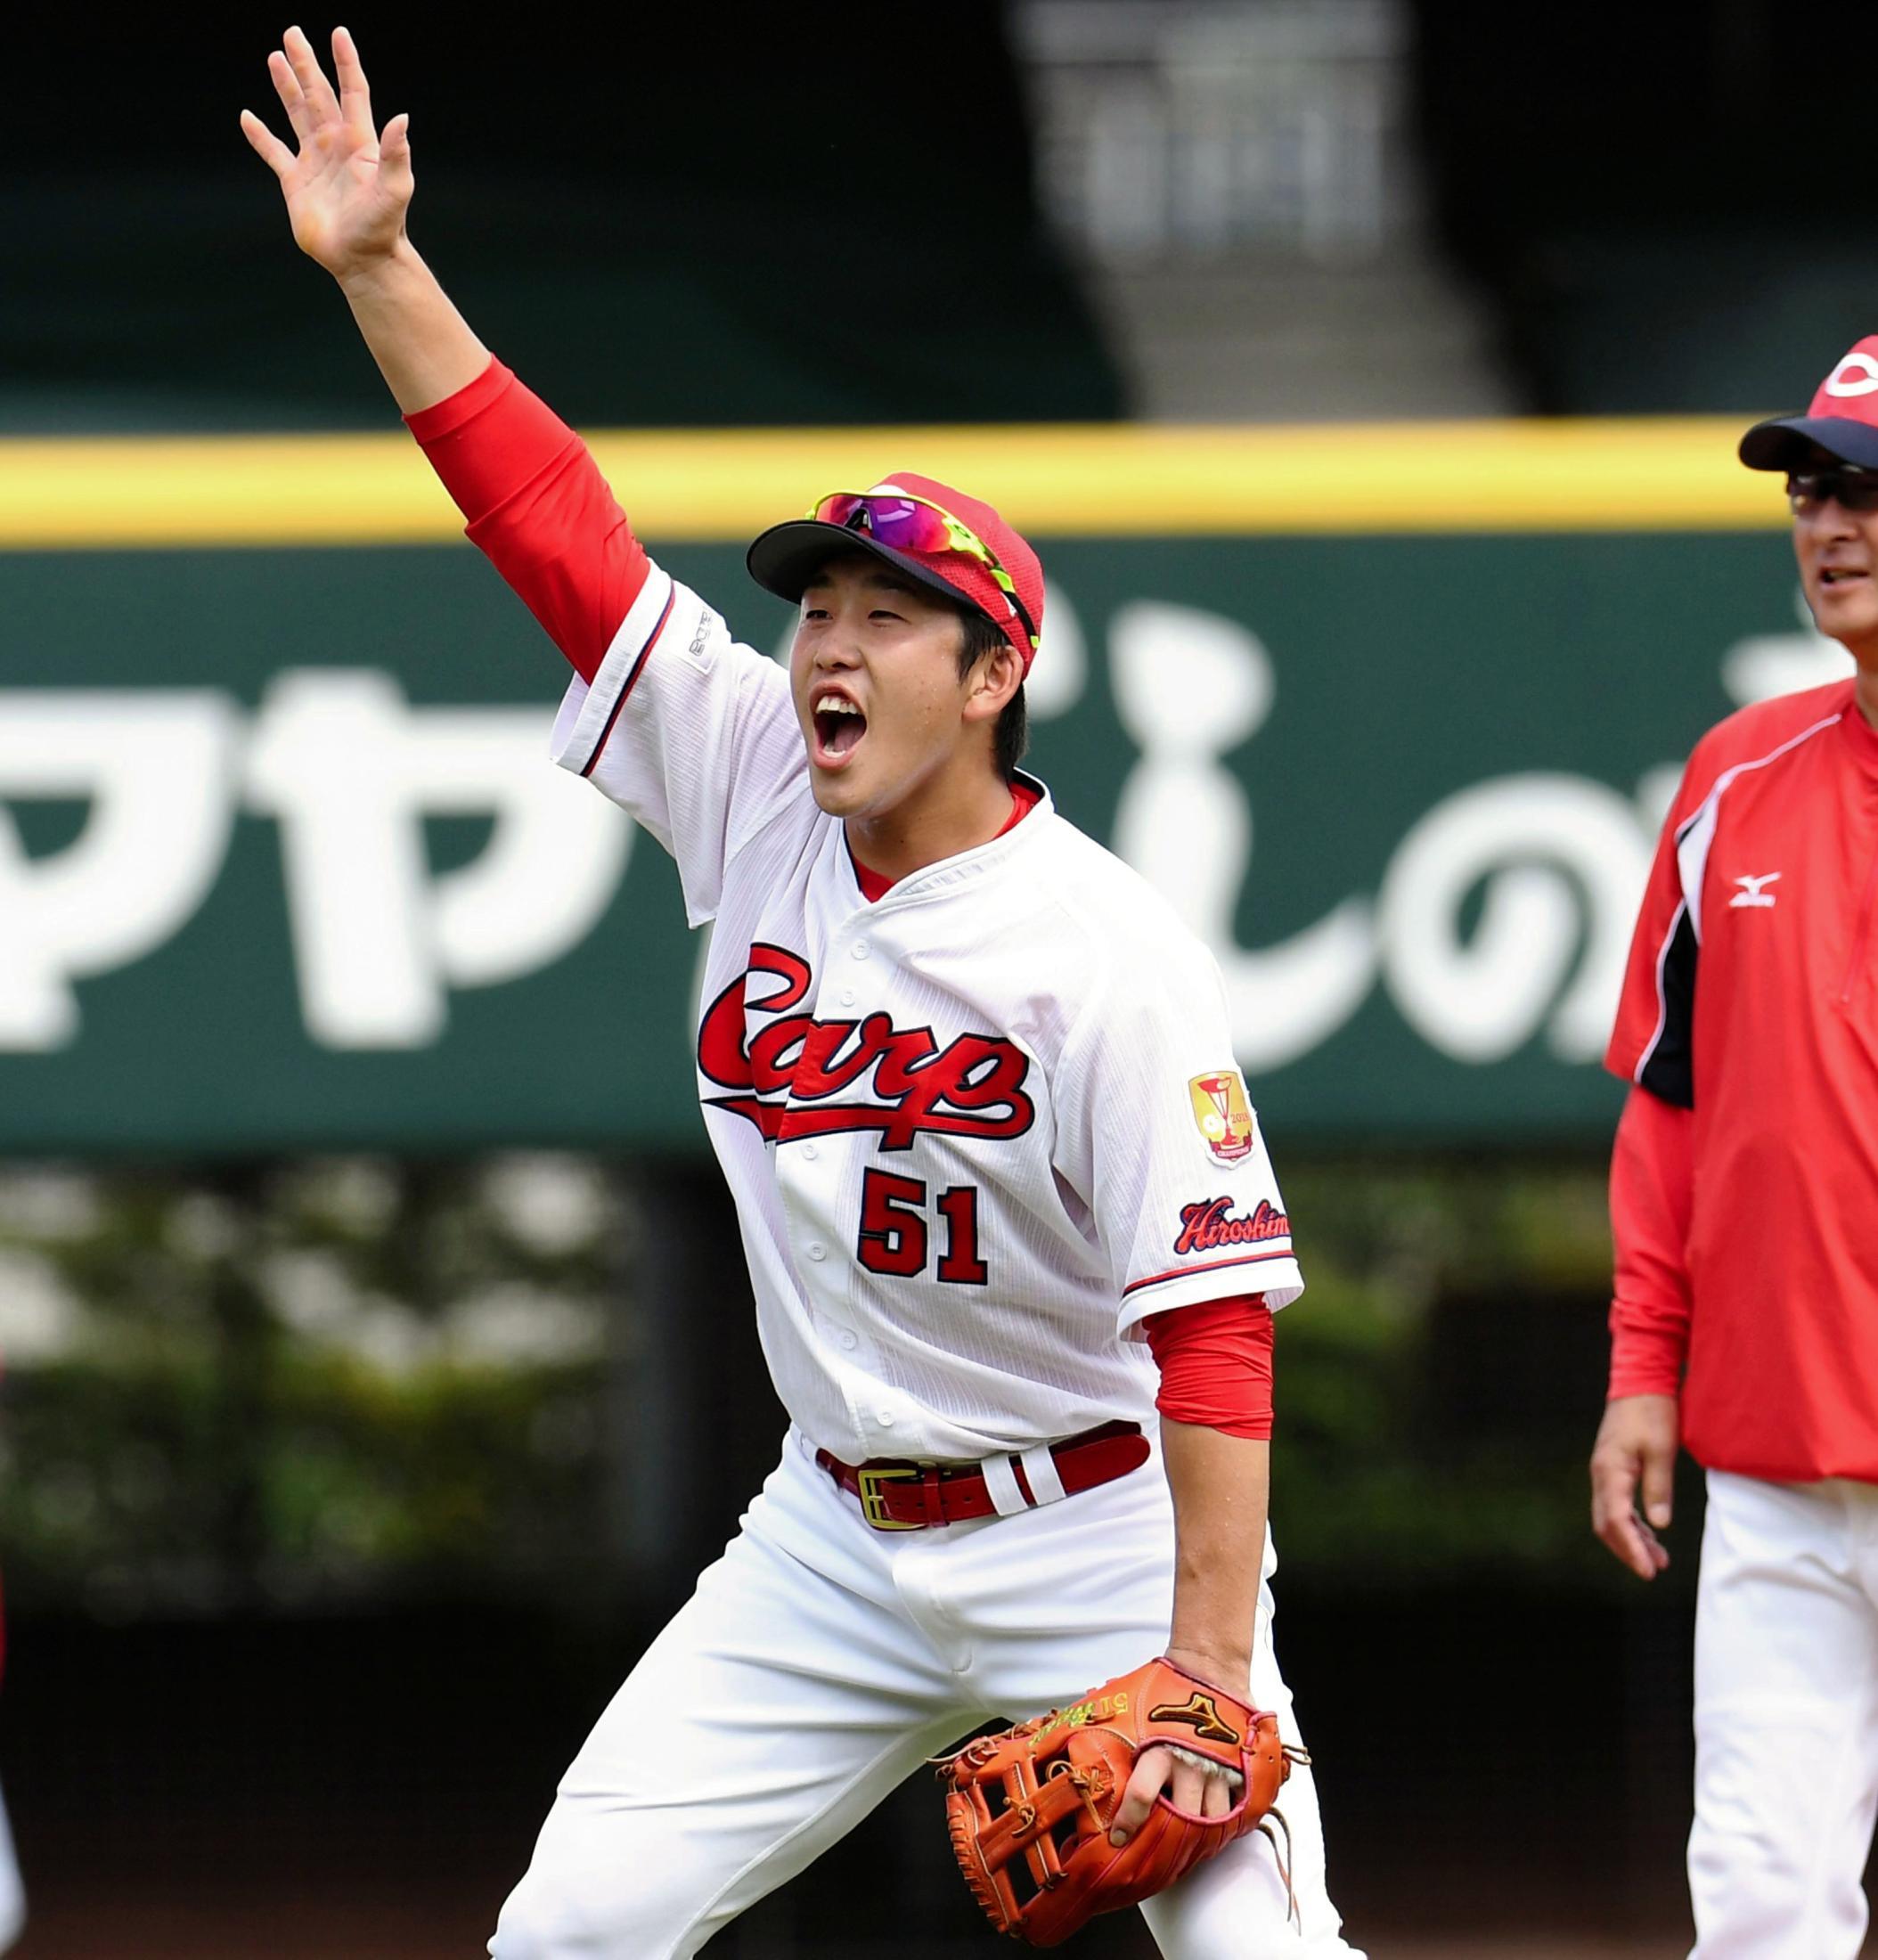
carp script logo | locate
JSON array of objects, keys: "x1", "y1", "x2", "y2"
[
  {"x1": 1174, "y1": 1196, "x2": 1290, "y2": 1256},
  {"x1": 697, "y1": 943, "x2": 1035, "y2": 1150},
  {"x1": 1188, "y1": 1069, "x2": 1255, "y2": 1164}
]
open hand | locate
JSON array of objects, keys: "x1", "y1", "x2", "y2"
[{"x1": 241, "y1": 26, "x2": 412, "y2": 281}]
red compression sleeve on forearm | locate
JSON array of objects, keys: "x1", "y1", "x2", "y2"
[
  {"x1": 1144, "y1": 1294, "x2": 1274, "y2": 1441},
  {"x1": 405, "y1": 357, "x2": 650, "y2": 683},
  {"x1": 1607, "y1": 1084, "x2": 1694, "y2": 1399}
]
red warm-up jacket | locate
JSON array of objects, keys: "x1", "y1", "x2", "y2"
[{"x1": 1606, "y1": 679, "x2": 1878, "y2": 1482}]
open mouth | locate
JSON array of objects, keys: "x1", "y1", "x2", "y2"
[
  {"x1": 812, "y1": 690, "x2": 868, "y2": 766},
  {"x1": 1821, "y1": 568, "x2": 1870, "y2": 588}
]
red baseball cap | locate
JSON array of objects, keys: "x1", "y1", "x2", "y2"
[
  {"x1": 1740, "y1": 335, "x2": 1878, "y2": 471},
  {"x1": 746, "y1": 472, "x2": 1046, "y2": 673}
]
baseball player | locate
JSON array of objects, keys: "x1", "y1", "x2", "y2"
[
  {"x1": 244, "y1": 29, "x2": 1362, "y2": 1957},
  {"x1": 1591, "y1": 332, "x2": 1878, "y2": 1959}
]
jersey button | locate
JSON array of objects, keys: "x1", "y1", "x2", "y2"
[
  {"x1": 839, "y1": 988, "x2": 856, "y2": 1007},
  {"x1": 876, "y1": 1409, "x2": 895, "y2": 1427},
  {"x1": 851, "y1": 941, "x2": 870, "y2": 961},
  {"x1": 838, "y1": 1330, "x2": 859, "y2": 1352},
  {"x1": 804, "y1": 1241, "x2": 827, "y2": 1262},
  {"x1": 802, "y1": 1143, "x2": 819, "y2": 1161}
]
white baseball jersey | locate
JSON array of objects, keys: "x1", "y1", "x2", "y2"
[{"x1": 550, "y1": 563, "x2": 1304, "y2": 1468}]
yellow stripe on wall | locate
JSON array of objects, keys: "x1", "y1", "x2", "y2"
[{"x1": 0, "y1": 416, "x2": 1789, "y2": 549}]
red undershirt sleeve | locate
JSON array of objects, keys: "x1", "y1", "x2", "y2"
[
  {"x1": 404, "y1": 357, "x2": 650, "y2": 684},
  {"x1": 1607, "y1": 1083, "x2": 1694, "y2": 1400},
  {"x1": 1143, "y1": 1294, "x2": 1274, "y2": 1441}
]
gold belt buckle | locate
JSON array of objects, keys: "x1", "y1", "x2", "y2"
[{"x1": 856, "y1": 1465, "x2": 923, "y2": 1531}]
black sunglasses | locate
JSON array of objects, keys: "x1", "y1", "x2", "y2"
[{"x1": 1786, "y1": 466, "x2": 1878, "y2": 515}]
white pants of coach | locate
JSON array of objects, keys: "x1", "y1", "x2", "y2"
[
  {"x1": 0, "y1": 1779, "x2": 21, "y2": 1955},
  {"x1": 1690, "y1": 1469, "x2": 1878, "y2": 1959},
  {"x1": 492, "y1": 1427, "x2": 1360, "y2": 1959}
]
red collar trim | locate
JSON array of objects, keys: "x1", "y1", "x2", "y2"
[
  {"x1": 852, "y1": 856, "x2": 894, "y2": 902},
  {"x1": 851, "y1": 781, "x2": 1041, "y2": 902}
]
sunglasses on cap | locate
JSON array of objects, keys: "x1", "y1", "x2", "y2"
[
  {"x1": 811, "y1": 490, "x2": 1041, "y2": 653},
  {"x1": 1786, "y1": 467, "x2": 1878, "y2": 516}
]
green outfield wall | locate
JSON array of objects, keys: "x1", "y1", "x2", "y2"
[{"x1": 0, "y1": 420, "x2": 1833, "y2": 1153}]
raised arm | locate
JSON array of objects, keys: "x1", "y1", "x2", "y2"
[
  {"x1": 242, "y1": 27, "x2": 651, "y2": 683},
  {"x1": 241, "y1": 29, "x2": 800, "y2": 918},
  {"x1": 241, "y1": 26, "x2": 486, "y2": 414}
]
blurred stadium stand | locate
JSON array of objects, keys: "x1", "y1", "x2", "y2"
[
  {"x1": 12, "y1": 1, "x2": 1874, "y2": 435},
  {"x1": 1, "y1": 12, "x2": 1120, "y2": 431},
  {"x1": 1409, "y1": 0, "x2": 1878, "y2": 413},
  {"x1": 1015, "y1": 0, "x2": 1514, "y2": 418}
]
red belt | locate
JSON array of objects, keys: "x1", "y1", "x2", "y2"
[{"x1": 816, "y1": 1420, "x2": 1149, "y2": 1531}]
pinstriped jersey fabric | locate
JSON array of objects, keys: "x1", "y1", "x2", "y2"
[{"x1": 551, "y1": 566, "x2": 1303, "y2": 1465}]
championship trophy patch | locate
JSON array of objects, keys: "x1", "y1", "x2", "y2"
[{"x1": 1188, "y1": 1069, "x2": 1255, "y2": 1165}]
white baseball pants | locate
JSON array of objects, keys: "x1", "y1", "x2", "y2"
[
  {"x1": 491, "y1": 1427, "x2": 1360, "y2": 1959},
  {"x1": 0, "y1": 1778, "x2": 20, "y2": 1955},
  {"x1": 1688, "y1": 1469, "x2": 1878, "y2": 1959}
]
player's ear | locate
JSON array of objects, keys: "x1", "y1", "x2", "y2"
[{"x1": 962, "y1": 641, "x2": 1024, "y2": 726}]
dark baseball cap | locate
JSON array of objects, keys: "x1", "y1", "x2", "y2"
[
  {"x1": 747, "y1": 472, "x2": 1045, "y2": 672},
  {"x1": 1740, "y1": 334, "x2": 1878, "y2": 472}
]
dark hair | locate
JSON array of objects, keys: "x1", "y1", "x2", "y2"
[{"x1": 955, "y1": 608, "x2": 1029, "y2": 780}]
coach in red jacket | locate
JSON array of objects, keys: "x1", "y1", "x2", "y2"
[{"x1": 1592, "y1": 336, "x2": 1878, "y2": 1960}]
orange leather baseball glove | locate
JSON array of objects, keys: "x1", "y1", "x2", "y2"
[{"x1": 938, "y1": 1656, "x2": 1298, "y2": 1947}]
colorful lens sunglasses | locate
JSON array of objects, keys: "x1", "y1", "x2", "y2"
[{"x1": 811, "y1": 490, "x2": 1041, "y2": 652}]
